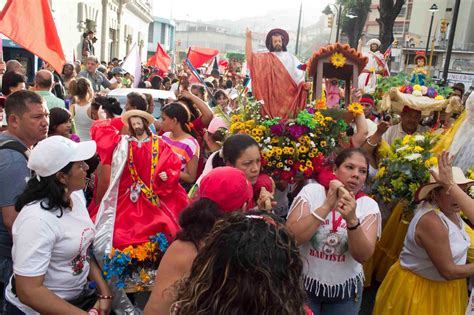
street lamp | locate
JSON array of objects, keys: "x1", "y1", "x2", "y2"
[
  {"x1": 425, "y1": 3, "x2": 439, "y2": 54},
  {"x1": 323, "y1": 5, "x2": 358, "y2": 43}
]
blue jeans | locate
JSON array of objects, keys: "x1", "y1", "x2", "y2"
[
  {"x1": 0, "y1": 257, "x2": 13, "y2": 314},
  {"x1": 4, "y1": 300, "x2": 24, "y2": 315},
  {"x1": 307, "y1": 280, "x2": 363, "y2": 315}
]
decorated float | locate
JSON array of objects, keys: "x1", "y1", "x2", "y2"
[{"x1": 229, "y1": 43, "x2": 369, "y2": 181}]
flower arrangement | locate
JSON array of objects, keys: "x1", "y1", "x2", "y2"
[
  {"x1": 372, "y1": 133, "x2": 439, "y2": 210},
  {"x1": 375, "y1": 73, "x2": 452, "y2": 101},
  {"x1": 102, "y1": 233, "x2": 169, "y2": 291},
  {"x1": 330, "y1": 52, "x2": 346, "y2": 68},
  {"x1": 229, "y1": 98, "x2": 348, "y2": 181},
  {"x1": 347, "y1": 102, "x2": 364, "y2": 115}
]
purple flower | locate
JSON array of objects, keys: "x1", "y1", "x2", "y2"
[
  {"x1": 288, "y1": 125, "x2": 309, "y2": 139},
  {"x1": 426, "y1": 87, "x2": 438, "y2": 98},
  {"x1": 405, "y1": 85, "x2": 413, "y2": 94},
  {"x1": 307, "y1": 108, "x2": 316, "y2": 114},
  {"x1": 270, "y1": 123, "x2": 285, "y2": 136}
]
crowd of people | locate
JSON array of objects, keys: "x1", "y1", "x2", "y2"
[{"x1": 0, "y1": 28, "x2": 473, "y2": 315}]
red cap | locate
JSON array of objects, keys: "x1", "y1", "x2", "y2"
[
  {"x1": 359, "y1": 97, "x2": 374, "y2": 107},
  {"x1": 199, "y1": 167, "x2": 253, "y2": 213}
]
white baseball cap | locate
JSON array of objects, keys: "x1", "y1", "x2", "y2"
[{"x1": 28, "y1": 136, "x2": 97, "y2": 177}]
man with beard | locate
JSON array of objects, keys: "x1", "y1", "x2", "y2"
[
  {"x1": 358, "y1": 39, "x2": 390, "y2": 94},
  {"x1": 90, "y1": 110, "x2": 188, "y2": 310},
  {"x1": 245, "y1": 28, "x2": 308, "y2": 119}
]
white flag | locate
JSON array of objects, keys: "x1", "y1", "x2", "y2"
[{"x1": 121, "y1": 43, "x2": 142, "y2": 88}]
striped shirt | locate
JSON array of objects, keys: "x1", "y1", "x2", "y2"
[{"x1": 161, "y1": 132, "x2": 200, "y2": 171}]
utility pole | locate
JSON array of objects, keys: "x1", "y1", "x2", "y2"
[
  {"x1": 295, "y1": 2, "x2": 303, "y2": 56},
  {"x1": 442, "y1": 0, "x2": 460, "y2": 85},
  {"x1": 335, "y1": 5, "x2": 342, "y2": 42}
]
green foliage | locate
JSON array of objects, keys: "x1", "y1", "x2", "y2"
[{"x1": 226, "y1": 52, "x2": 245, "y2": 63}]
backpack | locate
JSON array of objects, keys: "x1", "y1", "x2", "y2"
[{"x1": 0, "y1": 140, "x2": 29, "y2": 160}]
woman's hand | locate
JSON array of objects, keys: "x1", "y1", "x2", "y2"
[
  {"x1": 98, "y1": 298, "x2": 112, "y2": 315},
  {"x1": 257, "y1": 187, "x2": 275, "y2": 211},
  {"x1": 430, "y1": 151, "x2": 455, "y2": 188},
  {"x1": 323, "y1": 180, "x2": 344, "y2": 210},
  {"x1": 159, "y1": 171, "x2": 168, "y2": 182},
  {"x1": 336, "y1": 190, "x2": 358, "y2": 227}
]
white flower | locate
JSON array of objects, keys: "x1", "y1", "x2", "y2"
[
  {"x1": 284, "y1": 166, "x2": 291, "y2": 171},
  {"x1": 309, "y1": 133, "x2": 315, "y2": 137},
  {"x1": 396, "y1": 145, "x2": 409, "y2": 152},
  {"x1": 263, "y1": 137, "x2": 271, "y2": 144},
  {"x1": 310, "y1": 141, "x2": 315, "y2": 146},
  {"x1": 414, "y1": 135, "x2": 425, "y2": 142},
  {"x1": 404, "y1": 153, "x2": 422, "y2": 161}
]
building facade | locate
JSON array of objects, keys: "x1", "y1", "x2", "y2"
[
  {"x1": 1, "y1": 0, "x2": 153, "y2": 64},
  {"x1": 147, "y1": 17, "x2": 175, "y2": 61}
]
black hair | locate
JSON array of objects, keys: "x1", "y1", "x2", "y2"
[
  {"x1": 5, "y1": 90, "x2": 44, "y2": 120},
  {"x1": 175, "y1": 97, "x2": 200, "y2": 121},
  {"x1": 225, "y1": 79, "x2": 233, "y2": 89},
  {"x1": 171, "y1": 78, "x2": 179, "y2": 84},
  {"x1": 1, "y1": 71, "x2": 26, "y2": 96},
  {"x1": 211, "y1": 134, "x2": 259, "y2": 169},
  {"x1": 48, "y1": 107, "x2": 72, "y2": 135},
  {"x1": 175, "y1": 198, "x2": 222, "y2": 249},
  {"x1": 126, "y1": 92, "x2": 148, "y2": 111},
  {"x1": 361, "y1": 93, "x2": 374, "y2": 100},
  {"x1": 162, "y1": 77, "x2": 171, "y2": 85},
  {"x1": 334, "y1": 148, "x2": 369, "y2": 171},
  {"x1": 162, "y1": 102, "x2": 192, "y2": 133},
  {"x1": 15, "y1": 162, "x2": 75, "y2": 217},
  {"x1": 191, "y1": 84, "x2": 206, "y2": 98},
  {"x1": 214, "y1": 89, "x2": 228, "y2": 100},
  {"x1": 150, "y1": 76, "x2": 163, "y2": 89},
  {"x1": 137, "y1": 81, "x2": 147, "y2": 88},
  {"x1": 92, "y1": 96, "x2": 122, "y2": 118}
]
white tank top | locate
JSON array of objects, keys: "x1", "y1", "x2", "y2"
[
  {"x1": 74, "y1": 103, "x2": 93, "y2": 141},
  {"x1": 400, "y1": 202, "x2": 470, "y2": 281}
]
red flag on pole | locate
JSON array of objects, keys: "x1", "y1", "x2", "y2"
[
  {"x1": 187, "y1": 47, "x2": 219, "y2": 68},
  {"x1": 146, "y1": 42, "x2": 171, "y2": 72},
  {"x1": 0, "y1": 0, "x2": 66, "y2": 73}
]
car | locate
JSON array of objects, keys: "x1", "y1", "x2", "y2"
[{"x1": 107, "y1": 88, "x2": 176, "y2": 119}]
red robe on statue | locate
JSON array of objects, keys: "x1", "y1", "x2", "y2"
[
  {"x1": 91, "y1": 120, "x2": 189, "y2": 249},
  {"x1": 248, "y1": 52, "x2": 307, "y2": 119}
]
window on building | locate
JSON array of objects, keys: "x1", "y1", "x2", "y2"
[
  {"x1": 397, "y1": 6, "x2": 406, "y2": 17},
  {"x1": 160, "y1": 25, "x2": 166, "y2": 44},
  {"x1": 148, "y1": 24, "x2": 154, "y2": 42}
]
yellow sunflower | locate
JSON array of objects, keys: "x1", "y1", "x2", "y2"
[
  {"x1": 347, "y1": 102, "x2": 364, "y2": 115},
  {"x1": 330, "y1": 52, "x2": 346, "y2": 68}
]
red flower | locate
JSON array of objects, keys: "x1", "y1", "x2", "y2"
[{"x1": 297, "y1": 64, "x2": 308, "y2": 71}]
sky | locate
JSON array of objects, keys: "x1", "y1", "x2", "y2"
[{"x1": 152, "y1": 0, "x2": 331, "y2": 22}]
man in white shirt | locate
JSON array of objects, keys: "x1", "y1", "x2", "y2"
[{"x1": 383, "y1": 106, "x2": 428, "y2": 145}]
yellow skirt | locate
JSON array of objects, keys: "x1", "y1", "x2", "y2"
[
  {"x1": 373, "y1": 261, "x2": 467, "y2": 315},
  {"x1": 371, "y1": 201, "x2": 410, "y2": 282}
]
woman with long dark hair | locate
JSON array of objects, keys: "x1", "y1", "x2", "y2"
[
  {"x1": 4, "y1": 136, "x2": 111, "y2": 315},
  {"x1": 171, "y1": 212, "x2": 307, "y2": 314},
  {"x1": 144, "y1": 167, "x2": 253, "y2": 315},
  {"x1": 160, "y1": 102, "x2": 200, "y2": 186}
]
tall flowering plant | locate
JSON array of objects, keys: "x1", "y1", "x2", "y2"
[
  {"x1": 229, "y1": 98, "x2": 348, "y2": 181},
  {"x1": 372, "y1": 133, "x2": 439, "y2": 211},
  {"x1": 102, "y1": 233, "x2": 169, "y2": 291}
]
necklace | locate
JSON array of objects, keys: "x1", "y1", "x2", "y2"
[{"x1": 128, "y1": 135, "x2": 160, "y2": 205}]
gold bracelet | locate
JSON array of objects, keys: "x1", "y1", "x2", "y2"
[{"x1": 97, "y1": 294, "x2": 113, "y2": 300}]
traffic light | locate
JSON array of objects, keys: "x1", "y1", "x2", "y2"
[
  {"x1": 393, "y1": 39, "x2": 398, "y2": 48},
  {"x1": 440, "y1": 19, "x2": 448, "y2": 33},
  {"x1": 327, "y1": 15, "x2": 333, "y2": 28}
]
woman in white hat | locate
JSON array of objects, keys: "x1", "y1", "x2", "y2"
[
  {"x1": 374, "y1": 151, "x2": 474, "y2": 315},
  {"x1": 4, "y1": 136, "x2": 112, "y2": 315}
]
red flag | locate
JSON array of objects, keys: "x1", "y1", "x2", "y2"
[
  {"x1": 0, "y1": 0, "x2": 65, "y2": 73},
  {"x1": 187, "y1": 47, "x2": 219, "y2": 68},
  {"x1": 146, "y1": 42, "x2": 171, "y2": 72}
]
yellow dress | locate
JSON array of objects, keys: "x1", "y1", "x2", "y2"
[{"x1": 373, "y1": 261, "x2": 467, "y2": 315}]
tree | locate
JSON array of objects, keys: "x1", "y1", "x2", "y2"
[
  {"x1": 377, "y1": 0, "x2": 405, "y2": 53},
  {"x1": 339, "y1": 0, "x2": 371, "y2": 49}
]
